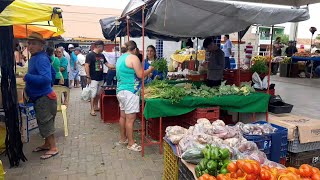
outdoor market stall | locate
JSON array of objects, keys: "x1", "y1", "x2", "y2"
[
  {"x1": 0, "y1": 0, "x2": 64, "y2": 167},
  {"x1": 106, "y1": 0, "x2": 311, "y2": 157}
]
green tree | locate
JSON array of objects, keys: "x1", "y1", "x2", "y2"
[
  {"x1": 316, "y1": 34, "x2": 320, "y2": 40},
  {"x1": 277, "y1": 34, "x2": 289, "y2": 45}
]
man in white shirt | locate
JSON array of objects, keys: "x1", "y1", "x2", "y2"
[
  {"x1": 222, "y1": 35, "x2": 233, "y2": 69},
  {"x1": 102, "y1": 47, "x2": 120, "y2": 85},
  {"x1": 74, "y1": 47, "x2": 86, "y2": 89}
]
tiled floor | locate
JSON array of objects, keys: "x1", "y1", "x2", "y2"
[{"x1": 1, "y1": 75, "x2": 319, "y2": 180}]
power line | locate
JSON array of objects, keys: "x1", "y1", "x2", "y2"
[{"x1": 62, "y1": 11, "x2": 120, "y2": 16}]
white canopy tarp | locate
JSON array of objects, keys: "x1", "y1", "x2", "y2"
[{"x1": 145, "y1": 0, "x2": 310, "y2": 38}]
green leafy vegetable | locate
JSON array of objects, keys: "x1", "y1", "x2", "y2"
[{"x1": 150, "y1": 58, "x2": 168, "y2": 74}]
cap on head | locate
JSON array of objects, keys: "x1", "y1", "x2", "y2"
[
  {"x1": 27, "y1": 32, "x2": 45, "y2": 44},
  {"x1": 94, "y1": 40, "x2": 104, "y2": 46},
  {"x1": 74, "y1": 47, "x2": 81, "y2": 52},
  {"x1": 68, "y1": 44, "x2": 74, "y2": 49}
]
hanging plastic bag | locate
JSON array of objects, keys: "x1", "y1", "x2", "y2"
[
  {"x1": 81, "y1": 85, "x2": 91, "y2": 101},
  {"x1": 252, "y1": 72, "x2": 263, "y2": 89}
]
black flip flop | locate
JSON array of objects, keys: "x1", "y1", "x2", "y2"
[
  {"x1": 32, "y1": 147, "x2": 50, "y2": 152},
  {"x1": 40, "y1": 151, "x2": 59, "y2": 160}
]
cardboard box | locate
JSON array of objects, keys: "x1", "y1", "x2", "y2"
[
  {"x1": 269, "y1": 113, "x2": 320, "y2": 143},
  {"x1": 19, "y1": 103, "x2": 38, "y2": 143}
]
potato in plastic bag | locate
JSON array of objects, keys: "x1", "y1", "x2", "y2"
[
  {"x1": 165, "y1": 126, "x2": 187, "y2": 136},
  {"x1": 212, "y1": 120, "x2": 225, "y2": 127}
]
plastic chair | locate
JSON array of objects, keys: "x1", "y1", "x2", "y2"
[{"x1": 53, "y1": 85, "x2": 70, "y2": 137}]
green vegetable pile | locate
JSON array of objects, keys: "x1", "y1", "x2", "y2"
[
  {"x1": 250, "y1": 60, "x2": 268, "y2": 74},
  {"x1": 144, "y1": 80, "x2": 255, "y2": 104},
  {"x1": 281, "y1": 57, "x2": 292, "y2": 64},
  {"x1": 150, "y1": 58, "x2": 168, "y2": 74},
  {"x1": 195, "y1": 145, "x2": 232, "y2": 177}
]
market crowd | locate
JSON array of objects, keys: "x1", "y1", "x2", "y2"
[{"x1": 20, "y1": 32, "x2": 320, "y2": 159}]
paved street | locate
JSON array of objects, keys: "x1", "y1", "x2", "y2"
[
  {"x1": 1, "y1": 76, "x2": 319, "y2": 180},
  {"x1": 1, "y1": 88, "x2": 163, "y2": 180}
]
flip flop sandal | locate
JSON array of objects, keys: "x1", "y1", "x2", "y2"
[
  {"x1": 90, "y1": 112, "x2": 97, "y2": 116},
  {"x1": 127, "y1": 143, "x2": 142, "y2": 152},
  {"x1": 40, "y1": 151, "x2": 59, "y2": 160},
  {"x1": 33, "y1": 147, "x2": 50, "y2": 152},
  {"x1": 118, "y1": 139, "x2": 128, "y2": 145}
]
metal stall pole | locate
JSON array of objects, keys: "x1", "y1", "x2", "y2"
[
  {"x1": 237, "y1": 33, "x2": 241, "y2": 86},
  {"x1": 141, "y1": 6, "x2": 146, "y2": 157},
  {"x1": 266, "y1": 25, "x2": 274, "y2": 122},
  {"x1": 126, "y1": 16, "x2": 130, "y2": 42}
]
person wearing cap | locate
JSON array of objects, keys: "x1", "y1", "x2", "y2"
[
  {"x1": 85, "y1": 40, "x2": 107, "y2": 116},
  {"x1": 68, "y1": 44, "x2": 80, "y2": 88},
  {"x1": 24, "y1": 32, "x2": 58, "y2": 159},
  {"x1": 74, "y1": 47, "x2": 87, "y2": 89},
  {"x1": 202, "y1": 37, "x2": 225, "y2": 87},
  {"x1": 285, "y1": 41, "x2": 298, "y2": 57}
]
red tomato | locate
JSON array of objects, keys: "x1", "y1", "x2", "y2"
[
  {"x1": 236, "y1": 169, "x2": 245, "y2": 178},
  {"x1": 236, "y1": 160, "x2": 245, "y2": 169},
  {"x1": 287, "y1": 167, "x2": 299, "y2": 175},
  {"x1": 216, "y1": 174, "x2": 228, "y2": 180},
  {"x1": 246, "y1": 174, "x2": 258, "y2": 180},
  {"x1": 260, "y1": 169, "x2": 272, "y2": 180},
  {"x1": 227, "y1": 162, "x2": 238, "y2": 173},
  {"x1": 230, "y1": 172, "x2": 237, "y2": 178},
  {"x1": 242, "y1": 163, "x2": 254, "y2": 174},
  {"x1": 252, "y1": 163, "x2": 261, "y2": 175},
  {"x1": 312, "y1": 168, "x2": 320, "y2": 175},
  {"x1": 300, "y1": 164, "x2": 313, "y2": 178},
  {"x1": 311, "y1": 173, "x2": 320, "y2": 180}
]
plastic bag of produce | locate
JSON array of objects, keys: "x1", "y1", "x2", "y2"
[
  {"x1": 165, "y1": 126, "x2": 187, "y2": 136},
  {"x1": 237, "y1": 140, "x2": 258, "y2": 153},
  {"x1": 263, "y1": 160, "x2": 286, "y2": 169},
  {"x1": 237, "y1": 149, "x2": 267, "y2": 165},
  {"x1": 181, "y1": 147, "x2": 204, "y2": 165},
  {"x1": 179, "y1": 135, "x2": 197, "y2": 152},
  {"x1": 212, "y1": 120, "x2": 225, "y2": 127}
]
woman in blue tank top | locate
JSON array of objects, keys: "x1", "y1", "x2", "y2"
[{"x1": 116, "y1": 40, "x2": 154, "y2": 152}]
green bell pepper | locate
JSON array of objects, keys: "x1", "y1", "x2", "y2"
[
  {"x1": 206, "y1": 160, "x2": 218, "y2": 172},
  {"x1": 199, "y1": 158, "x2": 209, "y2": 171},
  {"x1": 219, "y1": 148, "x2": 230, "y2": 160},
  {"x1": 220, "y1": 168, "x2": 228, "y2": 175},
  {"x1": 202, "y1": 147, "x2": 211, "y2": 159},
  {"x1": 202, "y1": 169, "x2": 209, "y2": 175},
  {"x1": 222, "y1": 159, "x2": 231, "y2": 169},
  {"x1": 208, "y1": 169, "x2": 217, "y2": 176},
  {"x1": 210, "y1": 147, "x2": 220, "y2": 160},
  {"x1": 195, "y1": 165, "x2": 202, "y2": 178}
]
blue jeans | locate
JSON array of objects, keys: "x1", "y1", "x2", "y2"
[
  {"x1": 106, "y1": 70, "x2": 117, "y2": 85},
  {"x1": 225, "y1": 57, "x2": 231, "y2": 69},
  {"x1": 315, "y1": 65, "x2": 320, "y2": 76}
]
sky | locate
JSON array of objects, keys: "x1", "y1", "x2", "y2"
[{"x1": 29, "y1": 0, "x2": 320, "y2": 39}]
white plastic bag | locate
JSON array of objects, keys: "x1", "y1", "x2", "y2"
[
  {"x1": 252, "y1": 72, "x2": 263, "y2": 90},
  {"x1": 81, "y1": 85, "x2": 91, "y2": 101}
]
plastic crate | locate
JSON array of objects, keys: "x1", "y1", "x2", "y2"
[
  {"x1": 147, "y1": 117, "x2": 181, "y2": 140},
  {"x1": 163, "y1": 141, "x2": 179, "y2": 180},
  {"x1": 100, "y1": 95, "x2": 119, "y2": 123},
  {"x1": 243, "y1": 133, "x2": 271, "y2": 158},
  {"x1": 178, "y1": 159, "x2": 196, "y2": 180},
  {"x1": 223, "y1": 69, "x2": 253, "y2": 86},
  {"x1": 288, "y1": 128, "x2": 320, "y2": 153},
  {"x1": 244, "y1": 121, "x2": 288, "y2": 163},
  {"x1": 186, "y1": 74, "x2": 207, "y2": 81},
  {"x1": 189, "y1": 107, "x2": 220, "y2": 125},
  {"x1": 287, "y1": 150, "x2": 320, "y2": 168}
]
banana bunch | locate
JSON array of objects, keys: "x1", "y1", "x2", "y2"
[{"x1": 251, "y1": 55, "x2": 268, "y2": 63}]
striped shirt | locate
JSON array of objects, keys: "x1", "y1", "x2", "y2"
[{"x1": 245, "y1": 45, "x2": 253, "y2": 59}]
